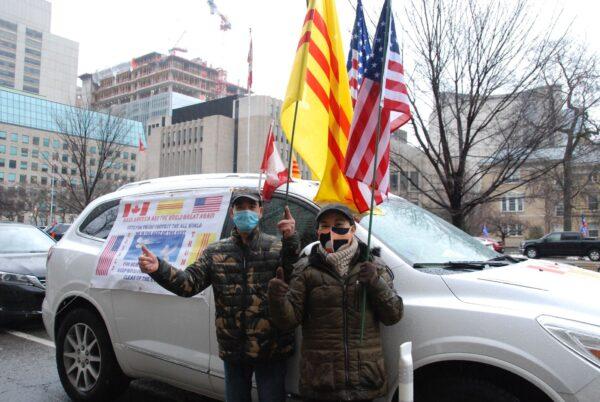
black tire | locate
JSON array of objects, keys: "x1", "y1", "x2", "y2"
[
  {"x1": 56, "y1": 308, "x2": 130, "y2": 401},
  {"x1": 525, "y1": 247, "x2": 538, "y2": 259},
  {"x1": 417, "y1": 376, "x2": 520, "y2": 402},
  {"x1": 588, "y1": 249, "x2": 600, "y2": 262}
]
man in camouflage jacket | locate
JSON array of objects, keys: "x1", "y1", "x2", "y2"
[{"x1": 139, "y1": 191, "x2": 300, "y2": 402}]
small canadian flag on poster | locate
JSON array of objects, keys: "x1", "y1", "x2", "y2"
[{"x1": 123, "y1": 202, "x2": 150, "y2": 218}]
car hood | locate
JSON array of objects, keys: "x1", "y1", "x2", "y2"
[
  {"x1": 442, "y1": 259, "x2": 600, "y2": 325},
  {"x1": 0, "y1": 252, "x2": 48, "y2": 278}
]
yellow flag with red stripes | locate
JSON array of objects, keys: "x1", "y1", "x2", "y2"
[{"x1": 280, "y1": 0, "x2": 358, "y2": 210}]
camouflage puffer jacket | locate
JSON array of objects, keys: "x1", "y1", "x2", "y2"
[
  {"x1": 150, "y1": 228, "x2": 300, "y2": 362},
  {"x1": 269, "y1": 240, "x2": 403, "y2": 401}
]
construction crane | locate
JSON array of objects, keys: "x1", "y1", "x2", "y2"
[{"x1": 169, "y1": 30, "x2": 188, "y2": 56}]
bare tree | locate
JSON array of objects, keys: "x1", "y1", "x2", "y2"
[
  {"x1": 541, "y1": 41, "x2": 600, "y2": 230},
  {"x1": 42, "y1": 106, "x2": 137, "y2": 213},
  {"x1": 395, "y1": 0, "x2": 565, "y2": 229}
]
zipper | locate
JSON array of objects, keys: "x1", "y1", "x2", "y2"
[
  {"x1": 240, "y1": 249, "x2": 249, "y2": 357},
  {"x1": 342, "y1": 282, "x2": 350, "y2": 386}
]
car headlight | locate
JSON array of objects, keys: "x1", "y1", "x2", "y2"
[
  {"x1": 0, "y1": 271, "x2": 45, "y2": 289},
  {"x1": 538, "y1": 315, "x2": 600, "y2": 369}
]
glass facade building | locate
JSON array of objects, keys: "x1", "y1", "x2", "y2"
[{"x1": 0, "y1": 87, "x2": 144, "y2": 146}]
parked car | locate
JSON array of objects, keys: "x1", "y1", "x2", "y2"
[
  {"x1": 520, "y1": 231, "x2": 600, "y2": 261},
  {"x1": 0, "y1": 223, "x2": 55, "y2": 324},
  {"x1": 476, "y1": 237, "x2": 504, "y2": 253},
  {"x1": 43, "y1": 174, "x2": 600, "y2": 402},
  {"x1": 45, "y1": 223, "x2": 71, "y2": 241}
]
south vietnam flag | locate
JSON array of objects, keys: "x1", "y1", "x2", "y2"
[{"x1": 281, "y1": 0, "x2": 359, "y2": 211}]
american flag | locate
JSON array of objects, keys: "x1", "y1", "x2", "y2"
[
  {"x1": 95, "y1": 235, "x2": 124, "y2": 276},
  {"x1": 347, "y1": 0, "x2": 371, "y2": 108},
  {"x1": 193, "y1": 196, "x2": 223, "y2": 213},
  {"x1": 344, "y1": 0, "x2": 411, "y2": 197}
]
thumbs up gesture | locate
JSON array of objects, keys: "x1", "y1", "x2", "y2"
[
  {"x1": 268, "y1": 267, "x2": 289, "y2": 300},
  {"x1": 138, "y1": 245, "x2": 159, "y2": 274},
  {"x1": 277, "y1": 206, "x2": 296, "y2": 239}
]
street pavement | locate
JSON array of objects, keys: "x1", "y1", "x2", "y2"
[{"x1": 0, "y1": 319, "x2": 214, "y2": 402}]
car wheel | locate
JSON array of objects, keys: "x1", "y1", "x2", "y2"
[
  {"x1": 417, "y1": 376, "x2": 520, "y2": 402},
  {"x1": 589, "y1": 249, "x2": 600, "y2": 262},
  {"x1": 525, "y1": 247, "x2": 538, "y2": 259},
  {"x1": 56, "y1": 308, "x2": 130, "y2": 401}
]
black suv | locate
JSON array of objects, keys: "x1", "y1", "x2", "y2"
[{"x1": 520, "y1": 231, "x2": 600, "y2": 261}]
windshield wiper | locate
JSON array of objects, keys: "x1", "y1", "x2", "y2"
[
  {"x1": 413, "y1": 260, "x2": 509, "y2": 270},
  {"x1": 487, "y1": 255, "x2": 524, "y2": 263}
]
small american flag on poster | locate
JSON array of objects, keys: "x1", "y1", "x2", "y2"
[
  {"x1": 193, "y1": 196, "x2": 223, "y2": 213},
  {"x1": 96, "y1": 235, "x2": 124, "y2": 276}
]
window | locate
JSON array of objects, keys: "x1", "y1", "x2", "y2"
[
  {"x1": 131, "y1": 153, "x2": 136, "y2": 161},
  {"x1": 79, "y1": 200, "x2": 121, "y2": 239},
  {"x1": 41, "y1": 176, "x2": 47, "y2": 185},
  {"x1": 0, "y1": 157, "x2": 4, "y2": 167},
  {"x1": 11, "y1": 133, "x2": 18, "y2": 142},
  {"x1": 90, "y1": 158, "x2": 96, "y2": 166},
  {"x1": 260, "y1": 196, "x2": 318, "y2": 248},
  {"x1": 41, "y1": 163, "x2": 48, "y2": 172},
  {"x1": 53, "y1": 139, "x2": 60, "y2": 149},
  {"x1": 502, "y1": 224, "x2": 524, "y2": 236},
  {"x1": 52, "y1": 165, "x2": 58, "y2": 173},
  {"x1": 61, "y1": 167, "x2": 67, "y2": 174},
  {"x1": 31, "y1": 162, "x2": 38, "y2": 171},
  {"x1": 546, "y1": 233, "x2": 561, "y2": 242},
  {"x1": 32, "y1": 149, "x2": 38, "y2": 158},
  {"x1": 9, "y1": 159, "x2": 16, "y2": 168},
  {"x1": 390, "y1": 171, "x2": 399, "y2": 192},
  {"x1": 0, "y1": 172, "x2": 3, "y2": 182},
  {"x1": 21, "y1": 148, "x2": 28, "y2": 157},
  {"x1": 30, "y1": 176, "x2": 37, "y2": 184},
  {"x1": 62, "y1": 142, "x2": 68, "y2": 150},
  {"x1": 501, "y1": 195, "x2": 525, "y2": 212},
  {"x1": 8, "y1": 173, "x2": 15, "y2": 182},
  {"x1": 19, "y1": 174, "x2": 26, "y2": 184},
  {"x1": 41, "y1": 151, "x2": 49, "y2": 159},
  {"x1": 589, "y1": 195, "x2": 598, "y2": 211},
  {"x1": 90, "y1": 146, "x2": 96, "y2": 154},
  {"x1": 556, "y1": 202, "x2": 564, "y2": 216},
  {"x1": 123, "y1": 151, "x2": 129, "y2": 159},
  {"x1": 43, "y1": 138, "x2": 50, "y2": 147},
  {"x1": 70, "y1": 168, "x2": 76, "y2": 175},
  {"x1": 0, "y1": 131, "x2": 6, "y2": 139},
  {"x1": 52, "y1": 152, "x2": 59, "y2": 161},
  {"x1": 123, "y1": 163, "x2": 128, "y2": 171},
  {"x1": 20, "y1": 161, "x2": 27, "y2": 170},
  {"x1": 32, "y1": 136, "x2": 39, "y2": 145},
  {"x1": 22, "y1": 135, "x2": 29, "y2": 144},
  {"x1": 0, "y1": 144, "x2": 4, "y2": 153},
  {"x1": 10, "y1": 146, "x2": 16, "y2": 156},
  {"x1": 61, "y1": 154, "x2": 68, "y2": 162},
  {"x1": 131, "y1": 164, "x2": 136, "y2": 172}
]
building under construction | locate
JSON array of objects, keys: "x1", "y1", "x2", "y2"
[{"x1": 79, "y1": 52, "x2": 247, "y2": 127}]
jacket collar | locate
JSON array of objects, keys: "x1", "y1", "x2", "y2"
[
  {"x1": 308, "y1": 238, "x2": 377, "y2": 280},
  {"x1": 231, "y1": 227, "x2": 261, "y2": 249}
]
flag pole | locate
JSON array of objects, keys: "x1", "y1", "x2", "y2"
[
  {"x1": 247, "y1": 27, "x2": 252, "y2": 173},
  {"x1": 361, "y1": 0, "x2": 392, "y2": 343},
  {"x1": 283, "y1": 101, "x2": 299, "y2": 205}
]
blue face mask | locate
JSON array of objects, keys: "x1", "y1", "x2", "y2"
[{"x1": 233, "y1": 210, "x2": 260, "y2": 233}]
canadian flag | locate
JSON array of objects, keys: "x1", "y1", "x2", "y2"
[
  {"x1": 123, "y1": 201, "x2": 150, "y2": 217},
  {"x1": 260, "y1": 122, "x2": 290, "y2": 201}
]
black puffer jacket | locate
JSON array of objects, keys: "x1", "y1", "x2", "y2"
[{"x1": 150, "y1": 228, "x2": 300, "y2": 362}]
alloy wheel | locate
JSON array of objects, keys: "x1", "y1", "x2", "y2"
[{"x1": 62, "y1": 323, "x2": 101, "y2": 392}]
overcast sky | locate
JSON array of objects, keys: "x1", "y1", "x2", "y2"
[{"x1": 49, "y1": 0, "x2": 600, "y2": 101}]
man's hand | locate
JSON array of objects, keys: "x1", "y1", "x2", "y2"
[
  {"x1": 358, "y1": 262, "x2": 378, "y2": 286},
  {"x1": 277, "y1": 206, "x2": 296, "y2": 239},
  {"x1": 268, "y1": 267, "x2": 289, "y2": 300},
  {"x1": 138, "y1": 245, "x2": 159, "y2": 274}
]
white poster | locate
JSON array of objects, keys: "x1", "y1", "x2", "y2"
[{"x1": 90, "y1": 189, "x2": 231, "y2": 294}]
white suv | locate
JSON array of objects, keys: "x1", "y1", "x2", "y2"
[{"x1": 43, "y1": 174, "x2": 600, "y2": 401}]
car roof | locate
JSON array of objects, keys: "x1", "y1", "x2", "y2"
[
  {"x1": 94, "y1": 173, "x2": 321, "y2": 206},
  {"x1": 0, "y1": 222, "x2": 38, "y2": 228}
]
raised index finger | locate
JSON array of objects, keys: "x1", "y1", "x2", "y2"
[{"x1": 284, "y1": 206, "x2": 292, "y2": 219}]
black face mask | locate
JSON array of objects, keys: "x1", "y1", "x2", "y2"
[{"x1": 318, "y1": 227, "x2": 352, "y2": 252}]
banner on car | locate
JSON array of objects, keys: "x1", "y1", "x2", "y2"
[{"x1": 90, "y1": 189, "x2": 231, "y2": 294}]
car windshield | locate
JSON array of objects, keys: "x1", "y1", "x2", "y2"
[
  {"x1": 0, "y1": 226, "x2": 55, "y2": 253},
  {"x1": 363, "y1": 196, "x2": 498, "y2": 266}
]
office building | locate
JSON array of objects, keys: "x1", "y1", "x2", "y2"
[
  {"x1": 141, "y1": 95, "x2": 310, "y2": 181},
  {"x1": 0, "y1": 0, "x2": 79, "y2": 104},
  {"x1": 79, "y1": 52, "x2": 247, "y2": 127},
  {"x1": 0, "y1": 87, "x2": 144, "y2": 223}
]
